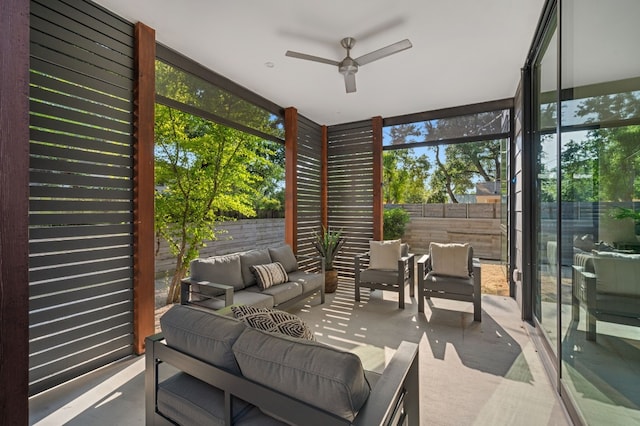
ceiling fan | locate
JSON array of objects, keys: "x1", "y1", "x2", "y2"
[{"x1": 285, "y1": 37, "x2": 412, "y2": 93}]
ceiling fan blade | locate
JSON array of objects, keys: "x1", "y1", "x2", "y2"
[
  {"x1": 285, "y1": 50, "x2": 339, "y2": 66},
  {"x1": 354, "y1": 39, "x2": 412, "y2": 66},
  {"x1": 344, "y1": 72, "x2": 356, "y2": 93}
]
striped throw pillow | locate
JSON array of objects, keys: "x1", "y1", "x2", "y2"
[{"x1": 250, "y1": 262, "x2": 288, "y2": 289}]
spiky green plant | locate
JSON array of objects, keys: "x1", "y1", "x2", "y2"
[{"x1": 312, "y1": 226, "x2": 345, "y2": 270}]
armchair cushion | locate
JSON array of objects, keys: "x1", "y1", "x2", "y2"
[
  {"x1": 268, "y1": 244, "x2": 299, "y2": 273},
  {"x1": 369, "y1": 239, "x2": 401, "y2": 270},
  {"x1": 250, "y1": 261, "x2": 288, "y2": 289},
  {"x1": 429, "y1": 242, "x2": 471, "y2": 278}
]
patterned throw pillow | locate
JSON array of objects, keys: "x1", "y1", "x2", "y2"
[
  {"x1": 231, "y1": 305, "x2": 315, "y2": 341},
  {"x1": 249, "y1": 262, "x2": 288, "y2": 290}
]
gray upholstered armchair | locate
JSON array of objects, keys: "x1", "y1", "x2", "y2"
[
  {"x1": 417, "y1": 242, "x2": 481, "y2": 322},
  {"x1": 354, "y1": 240, "x2": 415, "y2": 309}
]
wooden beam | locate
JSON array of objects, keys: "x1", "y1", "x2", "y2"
[
  {"x1": 133, "y1": 22, "x2": 156, "y2": 355},
  {"x1": 0, "y1": 0, "x2": 30, "y2": 422},
  {"x1": 372, "y1": 116, "x2": 383, "y2": 241},
  {"x1": 284, "y1": 107, "x2": 298, "y2": 252},
  {"x1": 321, "y1": 125, "x2": 328, "y2": 229}
]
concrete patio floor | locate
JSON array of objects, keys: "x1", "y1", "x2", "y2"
[{"x1": 30, "y1": 282, "x2": 571, "y2": 425}]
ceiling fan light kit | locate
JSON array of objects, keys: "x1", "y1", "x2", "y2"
[{"x1": 286, "y1": 36, "x2": 412, "y2": 93}]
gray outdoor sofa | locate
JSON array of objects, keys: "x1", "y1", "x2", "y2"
[
  {"x1": 180, "y1": 244, "x2": 325, "y2": 311},
  {"x1": 146, "y1": 305, "x2": 420, "y2": 425}
]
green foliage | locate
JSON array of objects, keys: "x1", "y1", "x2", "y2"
[
  {"x1": 383, "y1": 149, "x2": 430, "y2": 203},
  {"x1": 312, "y1": 227, "x2": 345, "y2": 270},
  {"x1": 155, "y1": 104, "x2": 270, "y2": 303},
  {"x1": 383, "y1": 208, "x2": 410, "y2": 240}
]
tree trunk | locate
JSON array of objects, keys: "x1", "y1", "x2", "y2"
[{"x1": 166, "y1": 263, "x2": 187, "y2": 304}]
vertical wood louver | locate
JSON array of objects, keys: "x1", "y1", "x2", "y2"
[
  {"x1": 327, "y1": 121, "x2": 375, "y2": 280},
  {"x1": 28, "y1": 0, "x2": 135, "y2": 395},
  {"x1": 296, "y1": 115, "x2": 323, "y2": 268}
]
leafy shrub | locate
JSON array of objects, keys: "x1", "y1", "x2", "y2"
[{"x1": 383, "y1": 208, "x2": 410, "y2": 240}]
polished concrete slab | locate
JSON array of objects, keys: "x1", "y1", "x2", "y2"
[{"x1": 30, "y1": 283, "x2": 571, "y2": 425}]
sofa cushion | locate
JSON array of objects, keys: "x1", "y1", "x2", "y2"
[
  {"x1": 191, "y1": 253, "x2": 244, "y2": 290},
  {"x1": 157, "y1": 372, "x2": 255, "y2": 426},
  {"x1": 232, "y1": 328, "x2": 371, "y2": 422},
  {"x1": 240, "y1": 249, "x2": 272, "y2": 287},
  {"x1": 231, "y1": 305, "x2": 315, "y2": 340},
  {"x1": 160, "y1": 305, "x2": 245, "y2": 373},
  {"x1": 429, "y1": 242, "x2": 471, "y2": 278},
  {"x1": 245, "y1": 281, "x2": 303, "y2": 306},
  {"x1": 250, "y1": 262, "x2": 288, "y2": 289},
  {"x1": 287, "y1": 270, "x2": 324, "y2": 294},
  {"x1": 268, "y1": 245, "x2": 298, "y2": 273},
  {"x1": 369, "y1": 239, "x2": 401, "y2": 270}
]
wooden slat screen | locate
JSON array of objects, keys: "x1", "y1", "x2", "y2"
[
  {"x1": 296, "y1": 115, "x2": 323, "y2": 269},
  {"x1": 327, "y1": 120, "x2": 375, "y2": 280},
  {"x1": 28, "y1": 0, "x2": 135, "y2": 395}
]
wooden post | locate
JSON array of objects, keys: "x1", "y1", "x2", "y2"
[
  {"x1": 133, "y1": 22, "x2": 156, "y2": 354},
  {"x1": 284, "y1": 107, "x2": 298, "y2": 252},
  {"x1": 372, "y1": 116, "x2": 384, "y2": 241},
  {"x1": 321, "y1": 125, "x2": 328, "y2": 229},
  {"x1": 0, "y1": 0, "x2": 30, "y2": 422}
]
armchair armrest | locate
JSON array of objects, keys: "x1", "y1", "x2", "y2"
[{"x1": 180, "y1": 277, "x2": 234, "y2": 307}]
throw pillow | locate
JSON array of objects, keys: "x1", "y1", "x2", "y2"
[
  {"x1": 231, "y1": 305, "x2": 315, "y2": 341},
  {"x1": 369, "y1": 239, "x2": 401, "y2": 270},
  {"x1": 429, "y1": 242, "x2": 470, "y2": 278},
  {"x1": 250, "y1": 262, "x2": 288, "y2": 290}
]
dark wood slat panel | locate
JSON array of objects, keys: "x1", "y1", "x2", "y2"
[
  {"x1": 29, "y1": 291, "x2": 132, "y2": 326},
  {"x1": 29, "y1": 199, "x2": 132, "y2": 213},
  {"x1": 30, "y1": 57, "x2": 132, "y2": 101},
  {"x1": 30, "y1": 324, "x2": 132, "y2": 367},
  {"x1": 30, "y1": 42, "x2": 133, "y2": 91},
  {"x1": 29, "y1": 223, "x2": 131, "y2": 240},
  {"x1": 29, "y1": 268, "x2": 132, "y2": 298},
  {"x1": 28, "y1": 346, "x2": 132, "y2": 396},
  {"x1": 29, "y1": 256, "x2": 132, "y2": 282},
  {"x1": 30, "y1": 71, "x2": 132, "y2": 114},
  {"x1": 29, "y1": 336, "x2": 133, "y2": 387},
  {"x1": 30, "y1": 128, "x2": 132, "y2": 157},
  {"x1": 30, "y1": 114, "x2": 132, "y2": 145},
  {"x1": 29, "y1": 212, "x2": 133, "y2": 227},
  {"x1": 29, "y1": 170, "x2": 133, "y2": 190},
  {"x1": 29, "y1": 185, "x2": 130, "y2": 201},
  {"x1": 30, "y1": 98, "x2": 133, "y2": 135},
  {"x1": 29, "y1": 84, "x2": 132, "y2": 124},
  {"x1": 32, "y1": 0, "x2": 134, "y2": 46},
  {"x1": 29, "y1": 320, "x2": 131, "y2": 355},
  {"x1": 30, "y1": 142, "x2": 131, "y2": 167},
  {"x1": 327, "y1": 120, "x2": 372, "y2": 133},
  {"x1": 29, "y1": 24, "x2": 133, "y2": 75},
  {"x1": 29, "y1": 280, "x2": 130, "y2": 311},
  {"x1": 30, "y1": 233, "x2": 131, "y2": 253},
  {"x1": 29, "y1": 245, "x2": 132, "y2": 268},
  {"x1": 30, "y1": 157, "x2": 132, "y2": 178},
  {"x1": 29, "y1": 12, "x2": 133, "y2": 68}
]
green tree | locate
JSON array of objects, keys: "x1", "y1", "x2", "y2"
[{"x1": 155, "y1": 105, "x2": 266, "y2": 303}]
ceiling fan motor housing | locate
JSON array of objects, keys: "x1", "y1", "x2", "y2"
[{"x1": 339, "y1": 57, "x2": 358, "y2": 75}]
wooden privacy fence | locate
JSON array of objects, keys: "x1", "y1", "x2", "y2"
[
  {"x1": 385, "y1": 203, "x2": 500, "y2": 219},
  {"x1": 155, "y1": 218, "x2": 285, "y2": 279}
]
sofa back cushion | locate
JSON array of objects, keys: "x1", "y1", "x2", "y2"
[
  {"x1": 160, "y1": 305, "x2": 245, "y2": 374},
  {"x1": 232, "y1": 327, "x2": 370, "y2": 421},
  {"x1": 268, "y1": 244, "x2": 298, "y2": 273},
  {"x1": 239, "y1": 248, "x2": 272, "y2": 287},
  {"x1": 191, "y1": 253, "x2": 244, "y2": 290}
]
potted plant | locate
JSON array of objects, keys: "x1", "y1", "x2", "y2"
[
  {"x1": 612, "y1": 207, "x2": 640, "y2": 241},
  {"x1": 312, "y1": 226, "x2": 345, "y2": 293}
]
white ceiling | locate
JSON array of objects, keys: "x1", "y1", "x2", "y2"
[{"x1": 94, "y1": 0, "x2": 546, "y2": 125}]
